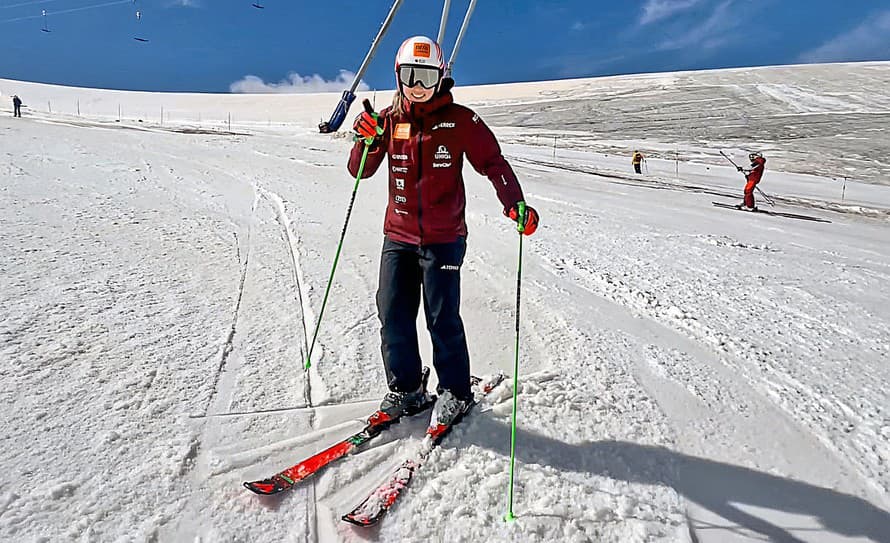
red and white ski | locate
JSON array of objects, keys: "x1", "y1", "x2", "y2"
[
  {"x1": 243, "y1": 369, "x2": 432, "y2": 495},
  {"x1": 341, "y1": 373, "x2": 505, "y2": 526}
]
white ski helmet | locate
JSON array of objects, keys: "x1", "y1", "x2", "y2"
[{"x1": 395, "y1": 36, "x2": 445, "y2": 91}]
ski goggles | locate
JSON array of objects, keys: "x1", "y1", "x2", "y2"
[{"x1": 398, "y1": 65, "x2": 442, "y2": 90}]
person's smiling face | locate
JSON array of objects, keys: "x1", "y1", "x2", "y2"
[{"x1": 402, "y1": 82, "x2": 435, "y2": 103}]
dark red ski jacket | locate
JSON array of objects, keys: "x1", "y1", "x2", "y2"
[{"x1": 347, "y1": 91, "x2": 524, "y2": 245}]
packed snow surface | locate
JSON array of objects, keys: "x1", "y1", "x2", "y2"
[{"x1": 1, "y1": 63, "x2": 889, "y2": 542}]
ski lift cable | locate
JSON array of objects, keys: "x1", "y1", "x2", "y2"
[
  {"x1": 2, "y1": 0, "x2": 63, "y2": 9},
  {"x1": 1, "y1": 0, "x2": 132, "y2": 24}
]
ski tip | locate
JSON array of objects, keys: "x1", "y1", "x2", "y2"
[
  {"x1": 243, "y1": 480, "x2": 285, "y2": 495},
  {"x1": 341, "y1": 513, "x2": 377, "y2": 527},
  {"x1": 478, "y1": 372, "x2": 507, "y2": 393},
  {"x1": 426, "y1": 423, "x2": 451, "y2": 440}
]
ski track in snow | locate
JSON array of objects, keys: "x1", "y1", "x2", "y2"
[
  {"x1": 259, "y1": 187, "x2": 317, "y2": 405},
  {"x1": 3, "y1": 66, "x2": 890, "y2": 542}
]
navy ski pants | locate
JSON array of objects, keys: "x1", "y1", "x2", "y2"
[{"x1": 377, "y1": 236, "x2": 471, "y2": 400}]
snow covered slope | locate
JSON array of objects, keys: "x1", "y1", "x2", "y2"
[
  {"x1": 4, "y1": 61, "x2": 889, "y2": 184},
  {"x1": 1, "y1": 63, "x2": 889, "y2": 542}
]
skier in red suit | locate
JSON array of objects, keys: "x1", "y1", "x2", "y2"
[{"x1": 738, "y1": 151, "x2": 766, "y2": 211}]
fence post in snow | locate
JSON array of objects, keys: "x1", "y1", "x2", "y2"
[
  {"x1": 227, "y1": 112, "x2": 231, "y2": 132},
  {"x1": 160, "y1": 106, "x2": 164, "y2": 125},
  {"x1": 118, "y1": 105, "x2": 122, "y2": 122},
  {"x1": 675, "y1": 145, "x2": 680, "y2": 180},
  {"x1": 48, "y1": 101, "x2": 52, "y2": 114},
  {"x1": 843, "y1": 177, "x2": 847, "y2": 201},
  {"x1": 77, "y1": 100, "x2": 80, "y2": 116},
  {"x1": 553, "y1": 136, "x2": 557, "y2": 159}
]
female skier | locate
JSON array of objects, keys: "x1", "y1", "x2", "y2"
[{"x1": 348, "y1": 35, "x2": 539, "y2": 431}]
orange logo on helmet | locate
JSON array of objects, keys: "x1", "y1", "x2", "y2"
[{"x1": 413, "y1": 42, "x2": 431, "y2": 58}]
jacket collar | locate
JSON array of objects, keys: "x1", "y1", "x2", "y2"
[{"x1": 403, "y1": 91, "x2": 454, "y2": 121}]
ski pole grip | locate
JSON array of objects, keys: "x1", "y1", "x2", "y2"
[{"x1": 361, "y1": 99, "x2": 384, "y2": 136}]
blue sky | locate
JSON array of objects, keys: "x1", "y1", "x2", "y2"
[{"x1": 1, "y1": 0, "x2": 890, "y2": 93}]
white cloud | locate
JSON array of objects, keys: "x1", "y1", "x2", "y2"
[
  {"x1": 657, "y1": 0, "x2": 736, "y2": 51},
  {"x1": 640, "y1": 0, "x2": 706, "y2": 25},
  {"x1": 800, "y1": 11, "x2": 890, "y2": 64},
  {"x1": 229, "y1": 71, "x2": 370, "y2": 94}
]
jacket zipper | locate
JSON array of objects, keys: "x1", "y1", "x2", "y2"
[{"x1": 416, "y1": 118, "x2": 424, "y2": 245}]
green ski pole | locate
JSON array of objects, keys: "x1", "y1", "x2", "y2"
[
  {"x1": 505, "y1": 202, "x2": 526, "y2": 522},
  {"x1": 305, "y1": 99, "x2": 382, "y2": 370}
]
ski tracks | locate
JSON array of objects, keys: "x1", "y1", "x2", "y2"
[
  {"x1": 524, "y1": 241, "x2": 886, "y2": 540},
  {"x1": 200, "y1": 192, "x2": 258, "y2": 419},
  {"x1": 161, "y1": 136, "x2": 342, "y2": 542},
  {"x1": 256, "y1": 186, "x2": 331, "y2": 543},
  {"x1": 168, "y1": 177, "x2": 325, "y2": 541},
  {"x1": 258, "y1": 187, "x2": 316, "y2": 406},
  {"x1": 463, "y1": 187, "x2": 886, "y2": 539}
]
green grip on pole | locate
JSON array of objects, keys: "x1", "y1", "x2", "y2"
[
  {"x1": 515, "y1": 201, "x2": 527, "y2": 234},
  {"x1": 362, "y1": 114, "x2": 384, "y2": 145}
]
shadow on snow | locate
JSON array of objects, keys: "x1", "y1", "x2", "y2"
[{"x1": 471, "y1": 417, "x2": 890, "y2": 543}]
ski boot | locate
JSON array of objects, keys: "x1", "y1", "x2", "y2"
[
  {"x1": 369, "y1": 367, "x2": 434, "y2": 426},
  {"x1": 428, "y1": 389, "x2": 472, "y2": 436}
]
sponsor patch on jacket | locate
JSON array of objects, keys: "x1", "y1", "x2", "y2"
[
  {"x1": 395, "y1": 178, "x2": 405, "y2": 190},
  {"x1": 392, "y1": 166, "x2": 408, "y2": 173},
  {"x1": 394, "y1": 123, "x2": 411, "y2": 140},
  {"x1": 432, "y1": 122, "x2": 455, "y2": 130},
  {"x1": 392, "y1": 154, "x2": 408, "y2": 160},
  {"x1": 394, "y1": 195, "x2": 407, "y2": 204},
  {"x1": 433, "y1": 162, "x2": 452, "y2": 168},
  {"x1": 434, "y1": 145, "x2": 451, "y2": 160},
  {"x1": 440, "y1": 264, "x2": 460, "y2": 271}
]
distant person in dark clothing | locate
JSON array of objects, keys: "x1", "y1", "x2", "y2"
[
  {"x1": 632, "y1": 150, "x2": 644, "y2": 174},
  {"x1": 12, "y1": 95, "x2": 22, "y2": 117}
]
